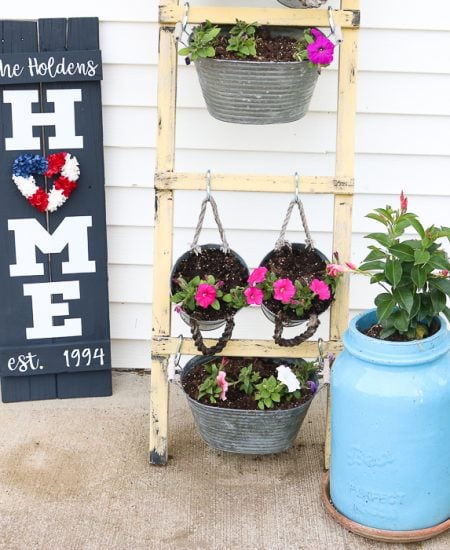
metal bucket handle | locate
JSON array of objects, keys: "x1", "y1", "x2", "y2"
[
  {"x1": 273, "y1": 313, "x2": 320, "y2": 347},
  {"x1": 190, "y1": 315, "x2": 235, "y2": 355}
]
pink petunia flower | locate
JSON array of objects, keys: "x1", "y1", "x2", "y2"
[
  {"x1": 217, "y1": 371, "x2": 228, "y2": 401},
  {"x1": 174, "y1": 305, "x2": 182, "y2": 314},
  {"x1": 244, "y1": 286, "x2": 264, "y2": 305},
  {"x1": 248, "y1": 266, "x2": 268, "y2": 286},
  {"x1": 440, "y1": 269, "x2": 449, "y2": 277},
  {"x1": 309, "y1": 279, "x2": 331, "y2": 301},
  {"x1": 273, "y1": 279, "x2": 296, "y2": 304},
  {"x1": 195, "y1": 283, "x2": 217, "y2": 308},
  {"x1": 400, "y1": 190, "x2": 408, "y2": 213},
  {"x1": 307, "y1": 31, "x2": 334, "y2": 66},
  {"x1": 345, "y1": 262, "x2": 357, "y2": 271}
]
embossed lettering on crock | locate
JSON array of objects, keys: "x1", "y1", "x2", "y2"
[{"x1": 347, "y1": 446, "x2": 395, "y2": 468}]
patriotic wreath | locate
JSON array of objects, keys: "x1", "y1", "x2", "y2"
[{"x1": 12, "y1": 152, "x2": 80, "y2": 213}]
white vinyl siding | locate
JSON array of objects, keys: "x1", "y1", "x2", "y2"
[{"x1": 6, "y1": 0, "x2": 450, "y2": 368}]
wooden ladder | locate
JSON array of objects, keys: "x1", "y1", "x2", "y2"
[{"x1": 151, "y1": 0, "x2": 360, "y2": 465}]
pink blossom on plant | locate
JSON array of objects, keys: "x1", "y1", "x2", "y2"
[
  {"x1": 400, "y1": 190, "x2": 408, "y2": 213},
  {"x1": 248, "y1": 266, "x2": 268, "y2": 286},
  {"x1": 217, "y1": 371, "x2": 228, "y2": 401},
  {"x1": 326, "y1": 263, "x2": 346, "y2": 277},
  {"x1": 174, "y1": 305, "x2": 182, "y2": 314},
  {"x1": 221, "y1": 357, "x2": 229, "y2": 367},
  {"x1": 195, "y1": 283, "x2": 217, "y2": 308},
  {"x1": 273, "y1": 278, "x2": 296, "y2": 304},
  {"x1": 307, "y1": 31, "x2": 334, "y2": 66},
  {"x1": 309, "y1": 279, "x2": 331, "y2": 301},
  {"x1": 345, "y1": 262, "x2": 357, "y2": 271},
  {"x1": 440, "y1": 269, "x2": 449, "y2": 277},
  {"x1": 244, "y1": 286, "x2": 264, "y2": 305}
]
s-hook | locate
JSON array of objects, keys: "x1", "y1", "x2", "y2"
[
  {"x1": 294, "y1": 172, "x2": 300, "y2": 204},
  {"x1": 328, "y1": 7, "x2": 343, "y2": 44},
  {"x1": 205, "y1": 169, "x2": 211, "y2": 201},
  {"x1": 174, "y1": 2, "x2": 190, "y2": 43},
  {"x1": 168, "y1": 334, "x2": 184, "y2": 382}
]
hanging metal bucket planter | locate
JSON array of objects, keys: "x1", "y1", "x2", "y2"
[
  {"x1": 277, "y1": 0, "x2": 328, "y2": 8},
  {"x1": 194, "y1": 56, "x2": 319, "y2": 124},
  {"x1": 181, "y1": 355, "x2": 316, "y2": 454}
]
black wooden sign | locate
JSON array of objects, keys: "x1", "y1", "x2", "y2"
[{"x1": 0, "y1": 18, "x2": 112, "y2": 402}]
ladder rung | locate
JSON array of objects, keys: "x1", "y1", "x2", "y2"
[
  {"x1": 155, "y1": 172, "x2": 354, "y2": 194},
  {"x1": 159, "y1": 6, "x2": 360, "y2": 28},
  {"x1": 152, "y1": 336, "x2": 343, "y2": 358}
]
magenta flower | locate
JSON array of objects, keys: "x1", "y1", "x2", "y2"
[
  {"x1": 244, "y1": 286, "x2": 264, "y2": 305},
  {"x1": 217, "y1": 371, "x2": 228, "y2": 401},
  {"x1": 195, "y1": 283, "x2": 217, "y2": 308},
  {"x1": 174, "y1": 305, "x2": 182, "y2": 314},
  {"x1": 307, "y1": 31, "x2": 334, "y2": 66},
  {"x1": 248, "y1": 266, "x2": 268, "y2": 286},
  {"x1": 273, "y1": 278, "x2": 296, "y2": 304},
  {"x1": 309, "y1": 279, "x2": 331, "y2": 301}
]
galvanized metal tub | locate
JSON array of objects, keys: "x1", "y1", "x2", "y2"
[
  {"x1": 181, "y1": 355, "x2": 315, "y2": 454},
  {"x1": 277, "y1": 0, "x2": 328, "y2": 8},
  {"x1": 194, "y1": 57, "x2": 319, "y2": 124}
]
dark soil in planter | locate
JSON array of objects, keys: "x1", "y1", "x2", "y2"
[
  {"x1": 214, "y1": 28, "x2": 299, "y2": 62},
  {"x1": 261, "y1": 244, "x2": 332, "y2": 321},
  {"x1": 182, "y1": 356, "x2": 314, "y2": 410},
  {"x1": 172, "y1": 247, "x2": 248, "y2": 321},
  {"x1": 363, "y1": 320, "x2": 440, "y2": 342}
]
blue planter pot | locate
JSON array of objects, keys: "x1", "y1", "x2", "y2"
[{"x1": 330, "y1": 309, "x2": 450, "y2": 531}]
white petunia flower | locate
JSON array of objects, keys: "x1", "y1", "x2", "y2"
[{"x1": 276, "y1": 365, "x2": 300, "y2": 393}]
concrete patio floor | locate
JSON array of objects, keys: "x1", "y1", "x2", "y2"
[{"x1": 0, "y1": 371, "x2": 449, "y2": 550}]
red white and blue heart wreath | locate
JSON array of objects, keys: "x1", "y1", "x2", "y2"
[{"x1": 12, "y1": 152, "x2": 80, "y2": 213}]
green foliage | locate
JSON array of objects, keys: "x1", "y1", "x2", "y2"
[
  {"x1": 178, "y1": 20, "x2": 221, "y2": 61},
  {"x1": 222, "y1": 286, "x2": 247, "y2": 309},
  {"x1": 254, "y1": 376, "x2": 286, "y2": 410},
  {"x1": 292, "y1": 359, "x2": 319, "y2": 390},
  {"x1": 197, "y1": 363, "x2": 223, "y2": 403},
  {"x1": 360, "y1": 199, "x2": 450, "y2": 339},
  {"x1": 237, "y1": 363, "x2": 261, "y2": 395},
  {"x1": 226, "y1": 20, "x2": 257, "y2": 58}
]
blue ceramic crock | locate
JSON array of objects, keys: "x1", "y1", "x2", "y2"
[{"x1": 330, "y1": 309, "x2": 450, "y2": 531}]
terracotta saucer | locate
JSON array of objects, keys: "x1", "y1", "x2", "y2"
[{"x1": 321, "y1": 471, "x2": 450, "y2": 543}]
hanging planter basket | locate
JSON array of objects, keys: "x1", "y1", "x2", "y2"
[
  {"x1": 181, "y1": 355, "x2": 317, "y2": 454},
  {"x1": 179, "y1": 23, "x2": 334, "y2": 125},
  {"x1": 170, "y1": 188, "x2": 249, "y2": 355},
  {"x1": 255, "y1": 190, "x2": 336, "y2": 347},
  {"x1": 277, "y1": 0, "x2": 328, "y2": 9},
  {"x1": 194, "y1": 56, "x2": 319, "y2": 125}
]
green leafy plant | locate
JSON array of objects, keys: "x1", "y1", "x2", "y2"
[
  {"x1": 178, "y1": 21, "x2": 335, "y2": 68},
  {"x1": 254, "y1": 375, "x2": 287, "y2": 410},
  {"x1": 226, "y1": 20, "x2": 257, "y2": 58},
  {"x1": 197, "y1": 362, "x2": 223, "y2": 403},
  {"x1": 178, "y1": 20, "x2": 221, "y2": 61},
  {"x1": 192, "y1": 357, "x2": 320, "y2": 408},
  {"x1": 237, "y1": 363, "x2": 261, "y2": 395},
  {"x1": 358, "y1": 192, "x2": 450, "y2": 339}
]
